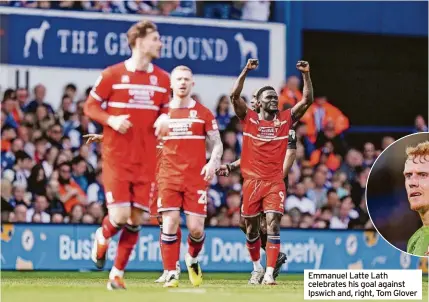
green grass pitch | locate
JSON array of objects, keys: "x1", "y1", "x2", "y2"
[{"x1": 1, "y1": 271, "x2": 428, "y2": 302}]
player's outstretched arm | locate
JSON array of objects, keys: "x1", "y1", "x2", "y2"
[
  {"x1": 216, "y1": 158, "x2": 241, "y2": 177},
  {"x1": 201, "y1": 130, "x2": 224, "y2": 181},
  {"x1": 83, "y1": 134, "x2": 103, "y2": 144},
  {"x1": 283, "y1": 129, "x2": 297, "y2": 178},
  {"x1": 230, "y1": 59, "x2": 258, "y2": 120},
  {"x1": 291, "y1": 61, "x2": 314, "y2": 122}
]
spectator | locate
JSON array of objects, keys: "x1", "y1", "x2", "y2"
[
  {"x1": 414, "y1": 115, "x2": 428, "y2": 133},
  {"x1": 330, "y1": 196, "x2": 358, "y2": 229},
  {"x1": 226, "y1": 190, "x2": 241, "y2": 216},
  {"x1": 299, "y1": 213, "x2": 314, "y2": 228},
  {"x1": 26, "y1": 195, "x2": 50, "y2": 223},
  {"x1": 25, "y1": 84, "x2": 54, "y2": 114},
  {"x1": 42, "y1": 146, "x2": 60, "y2": 178},
  {"x1": 38, "y1": 1, "x2": 51, "y2": 9},
  {"x1": 279, "y1": 76, "x2": 302, "y2": 110},
  {"x1": 241, "y1": 0, "x2": 271, "y2": 22},
  {"x1": 381, "y1": 136, "x2": 395, "y2": 151},
  {"x1": 51, "y1": 213, "x2": 64, "y2": 223},
  {"x1": 362, "y1": 142, "x2": 376, "y2": 168},
  {"x1": 315, "y1": 120, "x2": 348, "y2": 157},
  {"x1": 16, "y1": 88, "x2": 30, "y2": 110},
  {"x1": 280, "y1": 213, "x2": 293, "y2": 227},
  {"x1": 58, "y1": 162, "x2": 87, "y2": 213},
  {"x1": 215, "y1": 95, "x2": 232, "y2": 131},
  {"x1": 87, "y1": 169, "x2": 105, "y2": 204},
  {"x1": 285, "y1": 182, "x2": 316, "y2": 215},
  {"x1": 87, "y1": 202, "x2": 104, "y2": 224},
  {"x1": 12, "y1": 204, "x2": 28, "y2": 222},
  {"x1": 339, "y1": 149, "x2": 363, "y2": 183},
  {"x1": 10, "y1": 182, "x2": 31, "y2": 208},
  {"x1": 57, "y1": 94, "x2": 75, "y2": 125},
  {"x1": 307, "y1": 171, "x2": 328, "y2": 208},
  {"x1": 203, "y1": 1, "x2": 233, "y2": 19},
  {"x1": 71, "y1": 156, "x2": 89, "y2": 191},
  {"x1": 82, "y1": 213, "x2": 95, "y2": 224},
  {"x1": 69, "y1": 204, "x2": 84, "y2": 223},
  {"x1": 309, "y1": 141, "x2": 341, "y2": 172},
  {"x1": 4, "y1": 150, "x2": 33, "y2": 187},
  {"x1": 301, "y1": 96, "x2": 350, "y2": 144},
  {"x1": 27, "y1": 164, "x2": 48, "y2": 197},
  {"x1": 46, "y1": 179, "x2": 65, "y2": 215},
  {"x1": 47, "y1": 123, "x2": 64, "y2": 149}
]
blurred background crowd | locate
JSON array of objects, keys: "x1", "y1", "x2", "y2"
[
  {"x1": 1, "y1": 1, "x2": 427, "y2": 230},
  {"x1": 1, "y1": 0, "x2": 273, "y2": 22},
  {"x1": 2, "y1": 78, "x2": 426, "y2": 229}
]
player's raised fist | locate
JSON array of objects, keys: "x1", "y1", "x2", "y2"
[
  {"x1": 296, "y1": 60, "x2": 310, "y2": 72},
  {"x1": 246, "y1": 59, "x2": 259, "y2": 71}
]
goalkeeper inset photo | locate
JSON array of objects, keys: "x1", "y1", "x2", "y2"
[{"x1": 366, "y1": 132, "x2": 429, "y2": 257}]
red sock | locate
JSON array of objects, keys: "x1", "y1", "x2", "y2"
[
  {"x1": 161, "y1": 232, "x2": 179, "y2": 270},
  {"x1": 102, "y1": 216, "x2": 122, "y2": 239},
  {"x1": 114, "y1": 224, "x2": 140, "y2": 271},
  {"x1": 266, "y1": 235, "x2": 280, "y2": 269},
  {"x1": 175, "y1": 227, "x2": 182, "y2": 261},
  {"x1": 187, "y1": 233, "x2": 205, "y2": 258},
  {"x1": 246, "y1": 237, "x2": 261, "y2": 261}
]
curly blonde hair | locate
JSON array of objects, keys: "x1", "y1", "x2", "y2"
[{"x1": 406, "y1": 141, "x2": 429, "y2": 162}]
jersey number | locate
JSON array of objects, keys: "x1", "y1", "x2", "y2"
[
  {"x1": 279, "y1": 191, "x2": 285, "y2": 203},
  {"x1": 197, "y1": 190, "x2": 207, "y2": 204}
]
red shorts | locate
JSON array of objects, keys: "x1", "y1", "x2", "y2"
[
  {"x1": 241, "y1": 179, "x2": 285, "y2": 217},
  {"x1": 157, "y1": 181, "x2": 208, "y2": 217},
  {"x1": 103, "y1": 162, "x2": 155, "y2": 212},
  {"x1": 149, "y1": 182, "x2": 159, "y2": 217}
]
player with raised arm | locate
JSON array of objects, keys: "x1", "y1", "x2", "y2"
[
  {"x1": 83, "y1": 20, "x2": 171, "y2": 290},
  {"x1": 216, "y1": 90, "x2": 297, "y2": 282},
  {"x1": 229, "y1": 58, "x2": 313, "y2": 285},
  {"x1": 404, "y1": 141, "x2": 429, "y2": 256},
  {"x1": 158, "y1": 65, "x2": 223, "y2": 288}
]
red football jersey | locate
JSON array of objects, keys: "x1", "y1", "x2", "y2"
[
  {"x1": 240, "y1": 109, "x2": 293, "y2": 181},
  {"x1": 158, "y1": 99, "x2": 218, "y2": 185},
  {"x1": 84, "y1": 59, "x2": 170, "y2": 181}
]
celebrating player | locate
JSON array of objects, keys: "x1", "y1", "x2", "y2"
[
  {"x1": 158, "y1": 65, "x2": 223, "y2": 288},
  {"x1": 229, "y1": 58, "x2": 313, "y2": 285},
  {"x1": 404, "y1": 141, "x2": 429, "y2": 256},
  {"x1": 216, "y1": 90, "x2": 297, "y2": 283},
  {"x1": 83, "y1": 20, "x2": 171, "y2": 290}
]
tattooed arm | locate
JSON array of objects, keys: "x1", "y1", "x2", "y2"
[{"x1": 201, "y1": 130, "x2": 224, "y2": 181}]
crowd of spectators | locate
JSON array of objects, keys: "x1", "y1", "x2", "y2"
[
  {"x1": 0, "y1": 0, "x2": 273, "y2": 21},
  {"x1": 2, "y1": 75, "x2": 426, "y2": 229}
]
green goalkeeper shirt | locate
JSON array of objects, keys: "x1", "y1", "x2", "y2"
[{"x1": 407, "y1": 226, "x2": 429, "y2": 256}]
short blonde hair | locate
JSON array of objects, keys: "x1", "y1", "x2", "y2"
[
  {"x1": 406, "y1": 141, "x2": 429, "y2": 161},
  {"x1": 171, "y1": 65, "x2": 192, "y2": 74}
]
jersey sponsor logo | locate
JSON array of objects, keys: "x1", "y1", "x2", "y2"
[
  {"x1": 149, "y1": 75, "x2": 158, "y2": 86},
  {"x1": 257, "y1": 126, "x2": 277, "y2": 139}
]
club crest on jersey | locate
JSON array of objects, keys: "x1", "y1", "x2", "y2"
[
  {"x1": 121, "y1": 75, "x2": 130, "y2": 83},
  {"x1": 150, "y1": 75, "x2": 158, "y2": 86},
  {"x1": 189, "y1": 110, "x2": 198, "y2": 119}
]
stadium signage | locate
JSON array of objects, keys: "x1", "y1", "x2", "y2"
[
  {"x1": 1, "y1": 224, "x2": 424, "y2": 273},
  {"x1": 2, "y1": 11, "x2": 271, "y2": 77}
]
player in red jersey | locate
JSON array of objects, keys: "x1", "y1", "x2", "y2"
[
  {"x1": 229, "y1": 59, "x2": 313, "y2": 285},
  {"x1": 157, "y1": 65, "x2": 223, "y2": 288},
  {"x1": 216, "y1": 88, "x2": 297, "y2": 283},
  {"x1": 83, "y1": 20, "x2": 171, "y2": 290}
]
